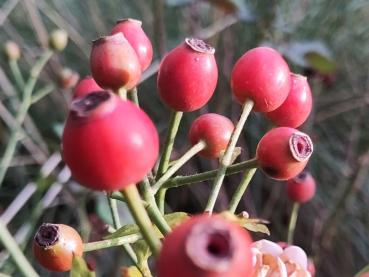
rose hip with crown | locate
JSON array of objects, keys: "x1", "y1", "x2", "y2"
[
  {"x1": 157, "y1": 38, "x2": 218, "y2": 112},
  {"x1": 33, "y1": 223, "x2": 83, "y2": 272},
  {"x1": 266, "y1": 73, "x2": 313, "y2": 128},
  {"x1": 73, "y1": 76, "x2": 103, "y2": 99},
  {"x1": 90, "y1": 33, "x2": 141, "y2": 91},
  {"x1": 62, "y1": 91, "x2": 159, "y2": 190},
  {"x1": 287, "y1": 171, "x2": 316, "y2": 203},
  {"x1": 231, "y1": 47, "x2": 291, "y2": 112},
  {"x1": 157, "y1": 215, "x2": 253, "y2": 277},
  {"x1": 189, "y1": 113, "x2": 234, "y2": 159},
  {"x1": 111, "y1": 18, "x2": 153, "y2": 71},
  {"x1": 256, "y1": 127, "x2": 313, "y2": 180}
]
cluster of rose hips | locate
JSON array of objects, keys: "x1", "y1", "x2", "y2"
[{"x1": 33, "y1": 17, "x2": 316, "y2": 276}]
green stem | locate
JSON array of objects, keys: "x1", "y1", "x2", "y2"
[
  {"x1": 152, "y1": 141, "x2": 206, "y2": 194},
  {"x1": 228, "y1": 168, "x2": 257, "y2": 213},
  {"x1": 128, "y1": 87, "x2": 139, "y2": 106},
  {"x1": 287, "y1": 202, "x2": 300, "y2": 244},
  {"x1": 140, "y1": 177, "x2": 171, "y2": 235},
  {"x1": 0, "y1": 50, "x2": 53, "y2": 188},
  {"x1": 157, "y1": 189, "x2": 166, "y2": 214},
  {"x1": 83, "y1": 234, "x2": 141, "y2": 252},
  {"x1": 0, "y1": 220, "x2": 39, "y2": 277},
  {"x1": 107, "y1": 195, "x2": 121, "y2": 230},
  {"x1": 31, "y1": 84, "x2": 55, "y2": 104},
  {"x1": 9, "y1": 60, "x2": 25, "y2": 90},
  {"x1": 163, "y1": 158, "x2": 258, "y2": 189},
  {"x1": 117, "y1": 87, "x2": 127, "y2": 100},
  {"x1": 122, "y1": 185, "x2": 161, "y2": 257},
  {"x1": 156, "y1": 110, "x2": 183, "y2": 212},
  {"x1": 205, "y1": 100, "x2": 254, "y2": 214}
]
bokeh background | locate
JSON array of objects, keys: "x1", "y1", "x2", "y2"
[{"x1": 0, "y1": 0, "x2": 369, "y2": 276}]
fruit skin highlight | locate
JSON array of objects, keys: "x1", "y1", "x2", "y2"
[
  {"x1": 189, "y1": 113, "x2": 234, "y2": 159},
  {"x1": 266, "y1": 73, "x2": 313, "y2": 128},
  {"x1": 62, "y1": 91, "x2": 159, "y2": 191},
  {"x1": 157, "y1": 38, "x2": 218, "y2": 112},
  {"x1": 90, "y1": 33, "x2": 141, "y2": 91},
  {"x1": 231, "y1": 46, "x2": 291, "y2": 112},
  {"x1": 256, "y1": 127, "x2": 313, "y2": 180},
  {"x1": 287, "y1": 171, "x2": 316, "y2": 203},
  {"x1": 157, "y1": 215, "x2": 253, "y2": 277},
  {"x1": 111, "y1": 18, "x2": 153, "y2": 71},
  {"x1": 33, "y1": 223, "x2": 83, "y2": 272}
]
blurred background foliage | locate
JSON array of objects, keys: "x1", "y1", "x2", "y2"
[{"x1": 0, "y1": 0, "x2": 368, "y2": 276}]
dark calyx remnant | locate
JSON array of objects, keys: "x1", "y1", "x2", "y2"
[
  {"x1": 71, "y1": 91, "x2": 110, "y2": 116},
  {"x1": 185, "y1": 38, "x2": 215, "y2": 54},
  {"x1": 289, "y1": 133, "x2": 313, "y2": 162},
  {"x1": 35, "y1": 223, "x2": 60, "y2": 248},
  {"x1": 185, "y1": 220, "x2": 235, "y2": 272},
  {"x1": 294, "y1": 171, "x2": 308, "y2": 183}
]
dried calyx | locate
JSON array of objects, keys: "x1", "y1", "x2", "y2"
[
  {"x1": 185, "y1": 38, "x2": 215, "y2": 54},
  {"x1": 71, "y1": 91, "x2": 111, "y2": 117},
  {"x1": 289, "y1": 133, "x2": 313, "y2": 162},
  {"x1": 92, "y1": 33, "x2": 127, "y2": 45},
  {"x1": 35, "y1": 223, "x2": 59, "y2": 248},
  {"x1": 294, "y1": 171, "x2": 308, "y2": 183},
  {"x1": 185, "y1": 221, "x2": 235, "y2": 272}
]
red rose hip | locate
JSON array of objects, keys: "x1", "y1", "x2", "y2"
[
  {"x1": 33, "y1": 223, "x2": 83, "y2": 272},
  {"x1": 62, "y1": 91, "x2": 159, "y2": 190},
  {"x1": 266, "y1": 73, "x2": 313, "y2": 128},
  {"x1": 111, "y1": 18, "x2": 153, "y2": 71},
  {"x1": 231, "y1": 47, "x2": 291, "y2": 112},
  {"x1": 256, "y1": 127, "x2": 313, "y2": 180},
  {"x1": 189, "y1": 113, "x2": 234, "y2": 159},
  {"x1": 73, "y1": 76, "x2": 103, "y2": 99},
  {"x1": 157, "y1": 215, "x2": 253, "y2": 277},
  {"x1": 157, "y1": 38, "x2": 218, "y2": 112},
  {"x1": 286, "y1": 171, "x2": 316, "y2": 203},
  {"x1": 90, "y1": 33, "x2": 141, "y2": 91}
]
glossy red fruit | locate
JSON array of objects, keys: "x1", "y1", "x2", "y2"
[
  {"x1": 73, "y1": 76, "x2": 103, "y2": 99},
  {"x1": 256, "y1": 127, "x2": 313, "y2": 180},
  {"x1": 33, "y1": 223, "x2": 83, "y2": 272},
  {"x1": 286, "y1": 171, "x2": 316, "y2": 203},
  {"x1": 157, "y1": 215, "x2": 253, "y2": 277},
  {"x1": 157, "y1": 38, "x2": 218, "y2": 112},
  {"x1": 111, "y1": 18, "x2": 153, "y2": 71},
  {"x1": 266, "y1": 73, "x2": 313, "y2": 128},
  {"x1": 90, "y1": 33, "x2": 141, "y2": 91},
  {"x1": 62, "y1": 91, "x2": 159, "y2": 191},
  {"x1": 189, "y1": 113, "x2": 234, "y2": 159},
  {"x1": 231, "y1": 47, "x2": 291, "y2": 112}
]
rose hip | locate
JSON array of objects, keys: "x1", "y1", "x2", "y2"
[
  {"x1": 111, "y1": 18, "x2": 153, "y2": 71},
  {"x1": 33, "y1": 223, "x2": 83, "y2": 272},
  {"x1": 62, "y1": 91, "x2": 159, "y2": 191},
  {"x1": 266, "y1": 73, "x2": 313, "y2": 128},
  {"x1": 231, "y1": 47, "x2": 291, "y2": 112},
  {"x1": 157, "y1": 38, "x2": 218, "y2": 112},
  {"x1": 256, "y1": 127, "x2": 313, "y2": 180},
  {"x1": 90, "y1": 33, "x2": 141, "y2": 91},
  {"x1": 157, "y1": 215, "x2": 253, "y2": 277},
  {"x1": 189, "y1": 113, "x2": 234, "y2": 159},
  {"x1": 73, "y1": 76, "x2": 103, "y2": 99},
  {"x1": 287, "y1": 171, "x2": 316, "y2": 203}
]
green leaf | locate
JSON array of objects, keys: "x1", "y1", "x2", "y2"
[
  {"x1": 164, "y1": 212, "x2": 189, "y2": 229},
  {"x1": 242, "y1": 221, "x2": 270, "y2": 235},
  {"x1": 70, "y1": 256, "x2": 95, "y2": 277},
  {"x1": 219, "y1": 211, "x2": 270, "y2": 235},
  {"x1": 305, "y1": 52, "x2": 337, "y2": 75},
  {"x1": 132, "y1": 239, "x2": 151, "y2": 263}
]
